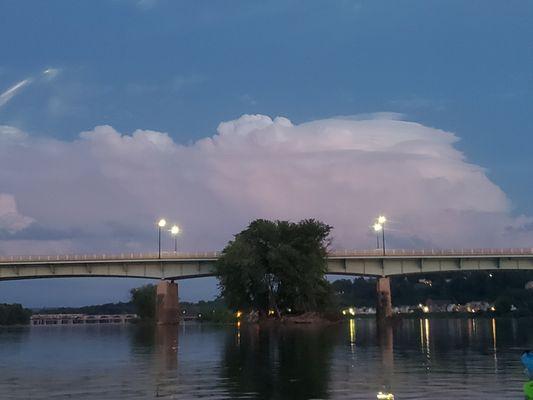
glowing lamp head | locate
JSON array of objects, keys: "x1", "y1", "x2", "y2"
[
  {"x1": 373, "y1": 223, "x2": 383, "y2": 232},
  {"x1": 170, "y1": 225, "x2": 180, "y2": 235},
  {"x1": 158, "y1": 219, "x2": 167, "y2": 228},
  {"x1": 377, "y1": 215, "x2": 387, "y2": 225}
]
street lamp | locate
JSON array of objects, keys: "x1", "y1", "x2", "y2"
[
  {"x1": 373, "y1": 223, "x2": 382, "y2": 249},
  {"x1": 157, "y1": 218, "x2": 166, "y2": 258},
  {"x1": 170, "y1": 224, "x2": 180, "y2": 253},
  {"x1": 375, "y1": 215, "x2": 387, "y2": 256}
]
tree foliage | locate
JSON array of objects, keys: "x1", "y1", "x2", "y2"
[
  {"x1": 331, "y1": 277, "x2": 378, "y2": 308},
  {"x1": 0, "y1": 303, "x2": 32, "y2": 325},
  {"x1": 214, "y1": 219, "x2": 332, "y2": 315},
  {"x1": 332, "y1": 271, "x2": 533, "y2": 315},
  {"x1": 130, "y1": 284, "x2": 156, "y2": 320}
]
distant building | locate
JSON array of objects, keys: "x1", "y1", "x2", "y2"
[
  {"x1": 454, "y1": 304, "x2": 469, "y2": 313},
  {"x1": 446, "y1": 304, "x2": 458, "y2": 312},
  {"x1": 354, "y1": 307, "x2": 376, "y2": 315},
  {"x1": 393, "y1": 305, "x2": 413, "y2": 314},
  {"x1": 466, "y1": 301, "x2": 491, "y2": 312}
]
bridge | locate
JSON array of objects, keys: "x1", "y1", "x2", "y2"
[
  {"x1": 1, "y1": 248, "x2": 532, "y2": 324},
  {"x1": 0, "y1": 248, "x2": 532, "y2": 281}
]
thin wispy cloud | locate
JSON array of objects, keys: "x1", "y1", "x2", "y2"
[
  {"x1": 0, "y1": 79, "x2": 32, "y2": 108},
  {"x1": 136, "y1": 0, "x2": 158, "y2": 10},
  {"x1": 0, "y1": 68, "x2": 61, "y2": 109}
]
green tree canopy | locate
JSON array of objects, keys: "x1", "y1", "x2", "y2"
[
  {"x1": 130, "y1": 284, "x2": 156, "y2": 320},
  {"x1": 0, "y1": 303, "x2": 32, "y2": 325},
  {"x1": 214, "y1": 219, "x2": 332, "y2": 316}
]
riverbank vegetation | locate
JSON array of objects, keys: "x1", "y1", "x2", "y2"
[
  {"x1": 130, "y1": 284, "x2": 156, "y2": 321},
  {"x1": 0, "y1": 303, "x2": 32, "y2": 325},
  {"x1": 181, "y1": 299, "x2": 235, "y2": 323},
  {"x1": 333, "y1": 271, "x2": 533, "y2": 316}
]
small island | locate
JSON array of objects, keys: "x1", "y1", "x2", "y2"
[{"x1": 214, "y1": 218, "x2": 334, "y2": 324}]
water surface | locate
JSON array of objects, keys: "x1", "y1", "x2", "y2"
[{"x1": 0, "y1": 318, "x2": 531, "y2": 399}]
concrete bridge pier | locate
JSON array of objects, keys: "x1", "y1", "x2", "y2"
[
  {"x1": 156, "y1": 280, "x2": 179, "y2": 325},
  {"x1": 376, "y1": 277, "x2": 392, "y2": 322}
]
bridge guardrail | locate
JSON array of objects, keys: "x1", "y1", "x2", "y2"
[
  {"x1": 0, "y1": 248, "x2": 532, "y2": 264},
  {"x1": 0, "y1": 251, "x2": 222, "y2": 263}
]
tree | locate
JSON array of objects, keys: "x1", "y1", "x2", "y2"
[
  {"x1": 331, "y1": 278, "x2": 377, "y2": 307},
  {"x1": 0, "y1": 303, "x2": 32, "y2": 325},
  {"x1": 130, "y1": 284, "x2": 156, "y2": 321},
  {"x1": 214, "y1": 219, "x2": 332, "y2": 316}
]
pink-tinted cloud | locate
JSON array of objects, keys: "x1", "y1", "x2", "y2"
[
  {"x1": 0, "y1": 114, "x2": 531, "y2": 256},
  {"x1": 0, "y1": 193, "x2": 34, "y2": 234}
]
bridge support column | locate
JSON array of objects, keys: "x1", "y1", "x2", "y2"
[
  {"x1": 376, "y1": 277, "x2": 392, "y2": 322},
  {"x1": 156, "y1": 280, "x2": 179, "y2": 325}
]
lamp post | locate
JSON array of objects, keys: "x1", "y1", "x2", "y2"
[
  {"x1": 170, "y1": 225, "x2": 180, "y2": 253},
  {"x1": 377, "y1": 215, "x2": 387, "y2": 256},
  {"x1": 373, "y1": 223, "x2": 382, "y2": 249},
  {"x1": 157, "y1": 219, "x2": 167, "y2": 258}
]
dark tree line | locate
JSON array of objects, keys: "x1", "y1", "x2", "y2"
[
  {"x1": 332, "y1": 271, "x2": 533, "y2": 314},
  {"x1": 38, "y1": 286, "x2": 155, "y2": 322},
  {"x1": 0, "y1": 303, "x2": 32, "y2": 325},
  {"x1": 130, "y1": 284, "x2": 156, "y2": 320}
]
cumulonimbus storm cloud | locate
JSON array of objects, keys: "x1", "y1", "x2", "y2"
[{"x1": 0, "y1": 114, "x2": 531, "y2": 255}]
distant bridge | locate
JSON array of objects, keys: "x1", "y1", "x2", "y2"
[{"x1": 0, "y1": 248, "x2": 532, "y2": 281}]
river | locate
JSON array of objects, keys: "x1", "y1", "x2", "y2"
[{"x1": 0, "y1": 318, "x2": 531, "y2": 399}]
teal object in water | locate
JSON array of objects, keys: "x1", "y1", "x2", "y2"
[{"x1": 523, "y1": 352, "x2": 533, "y2": 378}]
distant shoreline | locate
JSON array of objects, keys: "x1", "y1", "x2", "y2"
[{"x1": 349, "y1": 311, "x2": 529, "y2": 319}]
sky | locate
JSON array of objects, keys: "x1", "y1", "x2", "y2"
[{"x1": 0, "y1": 0, "x2": 532, "y2": 307}]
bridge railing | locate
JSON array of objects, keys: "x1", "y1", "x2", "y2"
[
  {"x1": 0, "y1": 251, "x2": 221, "y2": 263},
  {"x1": 329, "y1": 248, "x2": 533, "y2": 257},
  {"x1": 0, "y1": 248, "x2": 532, "y2": 264}
]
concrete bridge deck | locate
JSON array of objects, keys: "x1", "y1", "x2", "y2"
[{"x1": 0, "y1": 248, "x2": 532, "y2": 281}]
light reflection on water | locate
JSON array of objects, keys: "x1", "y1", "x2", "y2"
[{"x1": 0, "y1": 318, "x2": 531, "y2": 399}]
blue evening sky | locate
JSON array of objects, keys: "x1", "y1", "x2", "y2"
[{"x1": 0, "y1": 1, "x2": 532, "y2": 306}]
